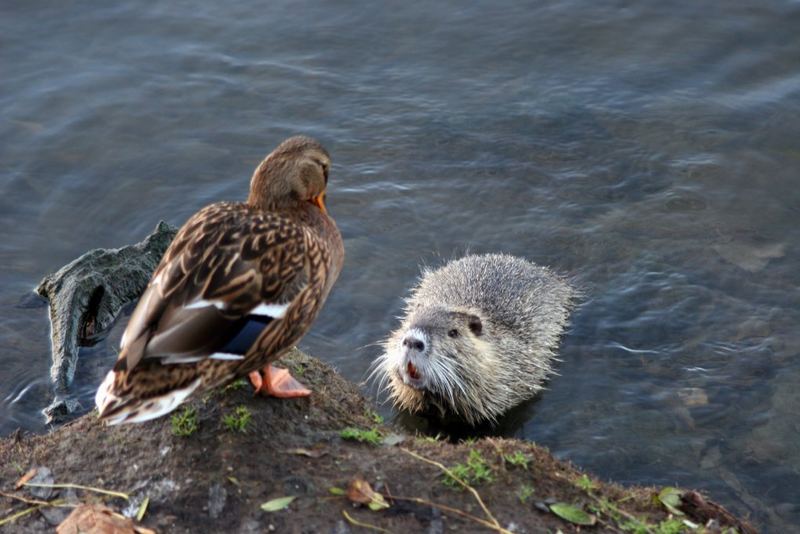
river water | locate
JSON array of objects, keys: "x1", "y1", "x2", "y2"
[{"x1": 2, "y1": 1, "x2": 799, "y2": 530}]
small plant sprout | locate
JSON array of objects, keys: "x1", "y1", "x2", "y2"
[
  {"x1": 577, "y1": 474, "x2": 598, "y2": 492},
  {"x1": 443, "y1": 449, "x2": 494, "y2": 488},
  {"x1": 223, "y1": 378, "x2": 248, "y2": 393},
  {"x1": 170, "y1": 407, "x2": 198, "y2": 437},
  {"x1": 503, "y1": 451, "x2": 529, "y2": 469},
  {"x1": 518, "y1": 484, "x2": 534, "y2": 503},
  {"x1": 340, "y1": 427, "x2": 382, "y2": 446},
  {"x1": 365, "y1": 408, "x2": 383, "y2": 425},
  {"x1": 223, "y1": 405, "x2": 252, "y2": 433},
  {"x1": 419, "y1": 433, "x2": 443, "y2": 443}
]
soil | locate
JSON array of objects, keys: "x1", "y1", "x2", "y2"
[{"x1": 1, "y1": 349, "x2": 756, "y2": 533}]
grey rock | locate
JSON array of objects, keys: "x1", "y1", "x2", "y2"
[
  {"x1": 208, "y1": 482, "x2": 228, "y2": 519},
  {"x1": 330, "y1": 520, "x2": 351, "y2": 534},
  {"x1": 39, "y1": 506, "x2": 70, "y2": 526},
  {"x1": 426, "y1": 507, "x2": 443, "y2": 534},
  {"x1": 380, "y1": 432, "x2": 406, "y2": 446},
  {"x1": 36, "y1": 221, "x2": 177, "y2": 422},
  {"x1": 27, "y1": 466, "x2": 55, "y2": 499},
  {"x1": 121, "y1": 494, "x2": 147, "y2": 519}
]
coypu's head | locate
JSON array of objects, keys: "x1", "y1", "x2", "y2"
[{"x1": 372, "y1": 306, "x2": 502, "y2": 425}]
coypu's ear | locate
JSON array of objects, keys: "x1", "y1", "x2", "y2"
[{"x1": 467, "y1": 314, "x2": 483, "y2": 336}]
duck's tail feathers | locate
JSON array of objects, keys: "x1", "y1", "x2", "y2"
[{"x1": 95, "y1": 371, "x2": 201, "y2": 425}]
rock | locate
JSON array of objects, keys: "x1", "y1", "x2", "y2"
[
  {"x1": 121, "y1": 494, "x2": 147, "y2": 519},
  {"x1": 36, "y1": 221, "x2": 177, "y2": 422},
  {"x1": 207, "y1": 483, "x2": 227, "y2": 519},
  {"x1": 427, "y1": 508, "x2": 444, "y2": 534},
  {"x1": 40, "y1": 506, "x2": 71, "y2": 527},
  {"x1": 380, "y1": 432, "x2": 406, "y2": 446},
  {"x1": 27, "y1": 466, "x2": 55, "y2": 500},
  {"x1": 330, "y1": 520, "x2": 351, "y2": 534}
]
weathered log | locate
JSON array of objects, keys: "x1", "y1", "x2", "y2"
[{"x1": 36, "y1": 221, "x2": 177, "y2": 422}]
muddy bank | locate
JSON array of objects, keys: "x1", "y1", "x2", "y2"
[{"x1": 1, "y1": 349, "x2": 755, "y2": 533}]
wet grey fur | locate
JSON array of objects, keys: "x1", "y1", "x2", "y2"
[
  {"x1": 376, "y1": 253, "x2": 575, "y2": 425},
  {"x1": 36, "y1": 221, "x2": 177, "y2": 422}
]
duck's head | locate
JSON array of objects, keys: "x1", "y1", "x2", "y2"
[{"x1": 248, "y1": 135, "x2": 331, "y2": 213}]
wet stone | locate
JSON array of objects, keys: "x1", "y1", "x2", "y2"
[
  {"x1": 208, "y1": 482, "x2": 227, "y2": 519},
  {"x1": 27, "y1": 466, "x2": 55, "y2": 500},
  {"x1": 330, "y1": 520, "x2": 351, "y2": 534},
  {"x1": 40, "y1": 505, "x2": 71, "y2": 526}
]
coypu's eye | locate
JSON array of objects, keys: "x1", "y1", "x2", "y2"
[{"x1": 448, "y1": 329, "x2": 459, "y2": 338}]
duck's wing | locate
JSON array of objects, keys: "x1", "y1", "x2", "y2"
[{"x1": 115, "y1": 202, "x2": 312, "y2": 373}]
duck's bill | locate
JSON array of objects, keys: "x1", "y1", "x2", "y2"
[{"x1": 310, "y1": 193, "x2": 327, "y2": 214}]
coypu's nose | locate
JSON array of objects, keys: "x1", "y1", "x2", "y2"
[{"x1": 402, "y1": 336, "x2": 425, "y2": 352}]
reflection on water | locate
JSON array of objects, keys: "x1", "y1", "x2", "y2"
[{"x1": 2, "y1": 1, "x2": 799, "y2": 530}]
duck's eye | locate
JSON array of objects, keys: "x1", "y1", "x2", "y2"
[
  {"x1": 448, "y1": 329, "x2": 459, "y2": 338},
  {"x1": 322, "y1": 165, "x2": 329, "y2": 184}
]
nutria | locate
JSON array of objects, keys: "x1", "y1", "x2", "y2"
[{"x1": 372, "y1": 253, "x2": 574, "y2": 425}]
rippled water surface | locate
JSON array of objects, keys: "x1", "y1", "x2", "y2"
[{"x1": 2, "y1": 1, "x2": 800, "y2": 530}]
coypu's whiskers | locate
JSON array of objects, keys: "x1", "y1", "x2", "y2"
[
  {"x1": 366, "y1": 352, "x2": 393, "y2": 397},
  {"x1": 376, "y1": 252, "x2": 574, "y2": 425}
]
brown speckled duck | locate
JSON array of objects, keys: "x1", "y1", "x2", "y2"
[{"x1": 95, "y1": 136, "x2": 344, "y2": 424}]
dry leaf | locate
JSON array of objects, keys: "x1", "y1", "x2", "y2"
[
  {"x1": 658, "y1": 487, "x2": 686, "y2": 516},
  {"x1": 549, "y1": 502, "x2": 597, "y2": 526},
  {"x1": 56, "y1": 503, "x2": 156, "y2": 534},
  {"x1": 346, "y1": 478, "x2": 389, "y2": 511},
  {"x1": 260, "y1": 496, "x2": 296, "y2": 512},
  {"x1": 136, "y1": 496, "x2": 149, "y2": 522},
  {"x1": 15, "y1": 468, "x2": 37, "y2": 489},
  {"x1": 285, "y1": 447, "x2": 328, "y2": 458}
]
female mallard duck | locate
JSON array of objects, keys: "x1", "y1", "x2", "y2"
[{"x1": 95, "y1": 136, "x2": 344, "y2": 424}]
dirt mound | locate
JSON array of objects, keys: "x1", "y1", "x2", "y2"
[{"x1": 1, "y1": 349, "x2": 755, "y2": 533}]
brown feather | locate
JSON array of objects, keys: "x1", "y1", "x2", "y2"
[{"x1": 97, "y1": 136, "x2": 344, "y2": 424}]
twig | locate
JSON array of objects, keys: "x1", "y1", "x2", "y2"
[
  {"x1": 0, "y1": 506, "x2": 39, "y2": 527},
  {"x1": 1, "y1": 495, "x2": 72, "y2": 509},
  {"x1": 23, "y1": 482, "x2": 129, "y2": 500},
  {"x1": 388, "y1": 495, "x2": 513, "y2": 534},
  {"x1": 341, "y1": 509, "x2": 392, "y2": 533},
  {"x1": 593, "y1": 493, "x2": 648, "y2": 525},
  {"x1": 594, "y1": 515, "x2": 626, "y2": 534},
  {"x1": 0, "y1": 492, "x2": 75, "y2": 527},
  {"x1": 400, "y1": 448, "x2": 501, "y2": 529},
  {"x1": 585, "y1": 491, "x2": 652, "y2": 534},
  {"x1": 0, "y1": 491, "x2": 57, "y2": 507}
]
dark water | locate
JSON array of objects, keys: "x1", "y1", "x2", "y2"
[{"x1": 2, "y1": 0, "x2": 800, "y2": 530}]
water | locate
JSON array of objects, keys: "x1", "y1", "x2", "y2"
[{"x1": 2, "y1": 0, "x2": 799, "y2": 530}]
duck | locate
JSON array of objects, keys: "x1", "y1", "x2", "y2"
[{"x1": 95, "y1": 136, "x2": 344, "y2": 424}]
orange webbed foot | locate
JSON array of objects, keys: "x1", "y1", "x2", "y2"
[{"x1": 248, "y1": 365, "x2": 311, "y2": 398}]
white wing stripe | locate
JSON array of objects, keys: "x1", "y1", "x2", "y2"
[
  {"x1": 250, "y1": 303, "x2": 289, "y2": 319},
  {"x1": 208, "y1": 352, "x2": 246, "y2": 361},
  {"x1": 184, "y1": 299, "x2": 288, "y2": 319},
  {"x1": 185, "y1": 299, "x2": 226, "y2": 310},
  {"x1": 162, "y1": 355, "x2": 205, "y2": 364}
]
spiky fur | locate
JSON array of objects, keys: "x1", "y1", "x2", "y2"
[{"x1": 371, "y1": 253, "x2": 574, "y2": 425}]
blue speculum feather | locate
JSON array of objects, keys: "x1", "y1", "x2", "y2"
[{"x1": 219, "y1": 316, "x2": 273, "y2": 354}]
